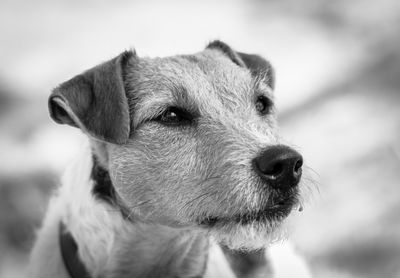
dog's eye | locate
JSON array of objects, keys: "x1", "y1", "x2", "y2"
[
  {"x1": 255, "y1": 95, "x2": 273, "y2": 115},
  {"x1": 155, "y1": 107, "x2": 193, "y2": 126}
]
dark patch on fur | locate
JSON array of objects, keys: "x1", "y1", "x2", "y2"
[
  {"x1": 59, "y1": 222, "x2": 92, "y2": 278},
  {"x1": 91, "y1": 155, "x2": 132, "y2": 221},
  {"x1": 91, "y1": 155, "x2": 115, "y2": 203},
  {"x1": 206, "y1": 40, "x2": 244, "y2": 67}
]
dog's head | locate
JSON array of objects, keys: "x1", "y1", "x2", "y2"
[{"x1": 49, "y1": 41, "x2": 304, "y2": 250}]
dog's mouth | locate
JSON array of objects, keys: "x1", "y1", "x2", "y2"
[{"x1": 198, "y1": 194, "x2": 300, "y2": 227}]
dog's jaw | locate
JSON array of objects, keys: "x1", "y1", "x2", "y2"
[
  {"x1": 206, "y1": 214, "x2": 290, "y2": 251},
  {"x1": 52, "y1": 144, "x2": 210, "y2": 278}
]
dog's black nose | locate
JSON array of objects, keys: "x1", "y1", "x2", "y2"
[{"x1": 253, "y1": 145, "x2": 303, "y2": 190}]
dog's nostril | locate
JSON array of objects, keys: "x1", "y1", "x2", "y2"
[{"x1": 294, "y1": 159, "x2": 303, "y2": 174}]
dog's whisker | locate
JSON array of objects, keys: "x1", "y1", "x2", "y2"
[
  {"x1": 127, "y1": 200, "x2": 152, "y2": 211},
  {"x1": 301, "y1": 177, "x2": 320, "y2": 199},
  {"x1": 304, "y1": 165, "x2": 320, "y2": 179},
  {"x1": 123, "y1": 200, "x2": 154, "y2": 220},
  {"x1": 181, "y1": 192, "x2": 215, "y2": 218}
]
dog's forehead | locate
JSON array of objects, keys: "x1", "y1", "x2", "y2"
[
  {"x1": 141, "y1": 50, "x2": 252, "y2": 96},
  {"x1": 127, "y1": 49, "x2": 270, "y2": 127}
]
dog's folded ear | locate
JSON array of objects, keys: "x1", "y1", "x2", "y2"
[
  {"x1": 207, "y1": 40, "x2": 275, "y2": 89},
  {"x1": 49, "y1": 51, "x2": 134, "y2": 144},
  {"x1": 236, "y1": 52, "x2": 275, "y2": 89}
]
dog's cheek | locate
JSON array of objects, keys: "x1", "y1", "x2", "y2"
[{"x1": 107, "y1": 125, "x2": 205, "y2": 222}]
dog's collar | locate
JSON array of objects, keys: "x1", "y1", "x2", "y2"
[{"x1": 59, "y1": 222, "x2": 92, "y2": 278}]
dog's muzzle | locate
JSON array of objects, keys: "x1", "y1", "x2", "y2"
[{"x1": 199, "y1": 145, "x2": 303, "y2": 228}]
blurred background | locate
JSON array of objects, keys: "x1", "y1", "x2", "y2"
[{"x1": 1, "y1": 0, "x2": 399, "y2": 277}]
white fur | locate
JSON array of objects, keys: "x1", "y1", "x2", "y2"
[
  {"x1": 29, "y1": 142, "x2": 128, "y2": 277},
  {"x1": 269, "y1": 241, "x2": 313, "y2": 278},
  {"x1": 204, "y1": 240, "x2": 236, "y2": 278}
]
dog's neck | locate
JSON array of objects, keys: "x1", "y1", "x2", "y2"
[
  {"x1": 59, "y1": 147, "x2": 209, "y2": 278},
  {"x1": 103, "y1": 224, "x2": 209, "y2": 278}
]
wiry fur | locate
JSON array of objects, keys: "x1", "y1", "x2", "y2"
[{"x1": 30, "y1": 42, "x2": 311, "y2": 278}]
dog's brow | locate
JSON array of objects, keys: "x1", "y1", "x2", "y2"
[
  {"x1": 132, "y1": 85, "x2": 199, "y2": 128},
  {"x1": 171, "y1": 85, "x2": 198, "y2": 110}
]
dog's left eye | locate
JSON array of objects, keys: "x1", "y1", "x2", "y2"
[
  {"x1": 155, "y1": 107, "x2": 193, "y2": 126},
  {"x1": 255, "y1": 95, "x2": 273, "y2": 115}
]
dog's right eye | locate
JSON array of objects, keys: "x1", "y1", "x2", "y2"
[{"x1": 155, "y1": 107, "x2": 193, "y2": 126}]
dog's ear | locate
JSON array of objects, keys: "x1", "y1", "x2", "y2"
[
  {"x1": 236, "y1": 52, "x2": 275, "y2": 89},
  {"x1": 49, "y1": 51, "x2": 134, "y2": 144},
  {"x1": 207, "y1": 40, "x2": 275, "y2": 89}
]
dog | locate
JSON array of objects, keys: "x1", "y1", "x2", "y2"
[{"x1": 29, "y1": 40, "x2": 309, "y2": 278}]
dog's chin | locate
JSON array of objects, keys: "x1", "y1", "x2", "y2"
[
  {"x1": 198, "y1": 199, "x2": 298, "y2": 250},
  {"x1": 207, "y1": 217, "x2": 289, "y2": 251}
]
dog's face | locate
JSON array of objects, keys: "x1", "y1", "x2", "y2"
[{"x1": 49, "y1": 41, "x2": 303, "y2": 250}]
